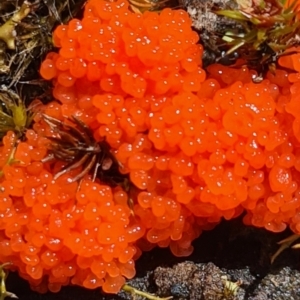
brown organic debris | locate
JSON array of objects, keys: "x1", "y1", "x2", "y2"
[
  {"x1": 0, "y1": 0, "x2": 85, "y2": 101},
  {"x1": 271, "y1": 234, "x2": 300, "y2": 263},
  {"x1": 42, "y1": 114, "x2": 128, "y2": 187}
]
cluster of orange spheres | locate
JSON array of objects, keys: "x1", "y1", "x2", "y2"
[{"x1": 2, "y1": 0, "x2": 300, "y2": 295}]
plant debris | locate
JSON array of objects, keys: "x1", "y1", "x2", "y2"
[
  {"x1": 0, "y1": 263, "x2": 17, "y2": 300},
  {"x1": 0, "y1": 0, "x2": 85, "y2": 102},
  {"x1": 122, "y1": 284, "x2": 173, "y2": 300},
  {"x1": 0, "y1": 1, "x2": 31, "y2": 50},
  {"x1": 42, "y1": 114, "x2": 129, "y2": 187},
  {"x1": 181, "y1": 0, "x2": 241, "y2": 67},
  {"x1": 183, "y1": 0, "x2": 300, "y2": 77}
]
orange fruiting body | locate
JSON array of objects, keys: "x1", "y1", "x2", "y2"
[{"x1": 2, "y1": 0, "x2": 300, "y2": 295}]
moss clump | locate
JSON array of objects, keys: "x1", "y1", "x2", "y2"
[{"x1": 217, "y1": 0, "x2": 300, "y2": 70}]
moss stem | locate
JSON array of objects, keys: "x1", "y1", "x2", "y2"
[
  {"x1": 0, "y1": 1, "x2": 31, "y2": 49},
  {"x1": 122, "y1": 284, "x2": 173, "y2": 300},
  {"x1": 0, "y1": 263, "x2": 17, "y2": 300}
]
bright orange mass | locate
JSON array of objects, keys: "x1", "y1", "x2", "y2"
[{"x1": 1, "y1": 0, "x2": 300, "y2": 294}]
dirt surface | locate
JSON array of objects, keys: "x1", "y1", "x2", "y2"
[
  {"x1": 181, "y1": 0, "x2": 243, "y2": 67},
  {"x1": 6, "y1": 218, "x2": 300, "y2": 300}
]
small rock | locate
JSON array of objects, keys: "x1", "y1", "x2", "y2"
[{"x1": 250, "y1": 267, "x2": 300, "y2": 300}]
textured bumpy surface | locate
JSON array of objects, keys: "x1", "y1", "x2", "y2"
[{"x1": 2, "y1": 0, "x2": 300, "y2": 295}]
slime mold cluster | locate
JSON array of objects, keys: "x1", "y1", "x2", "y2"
[{"x1": 1, "y1": 0, "x2": 300, "y2": 295}]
